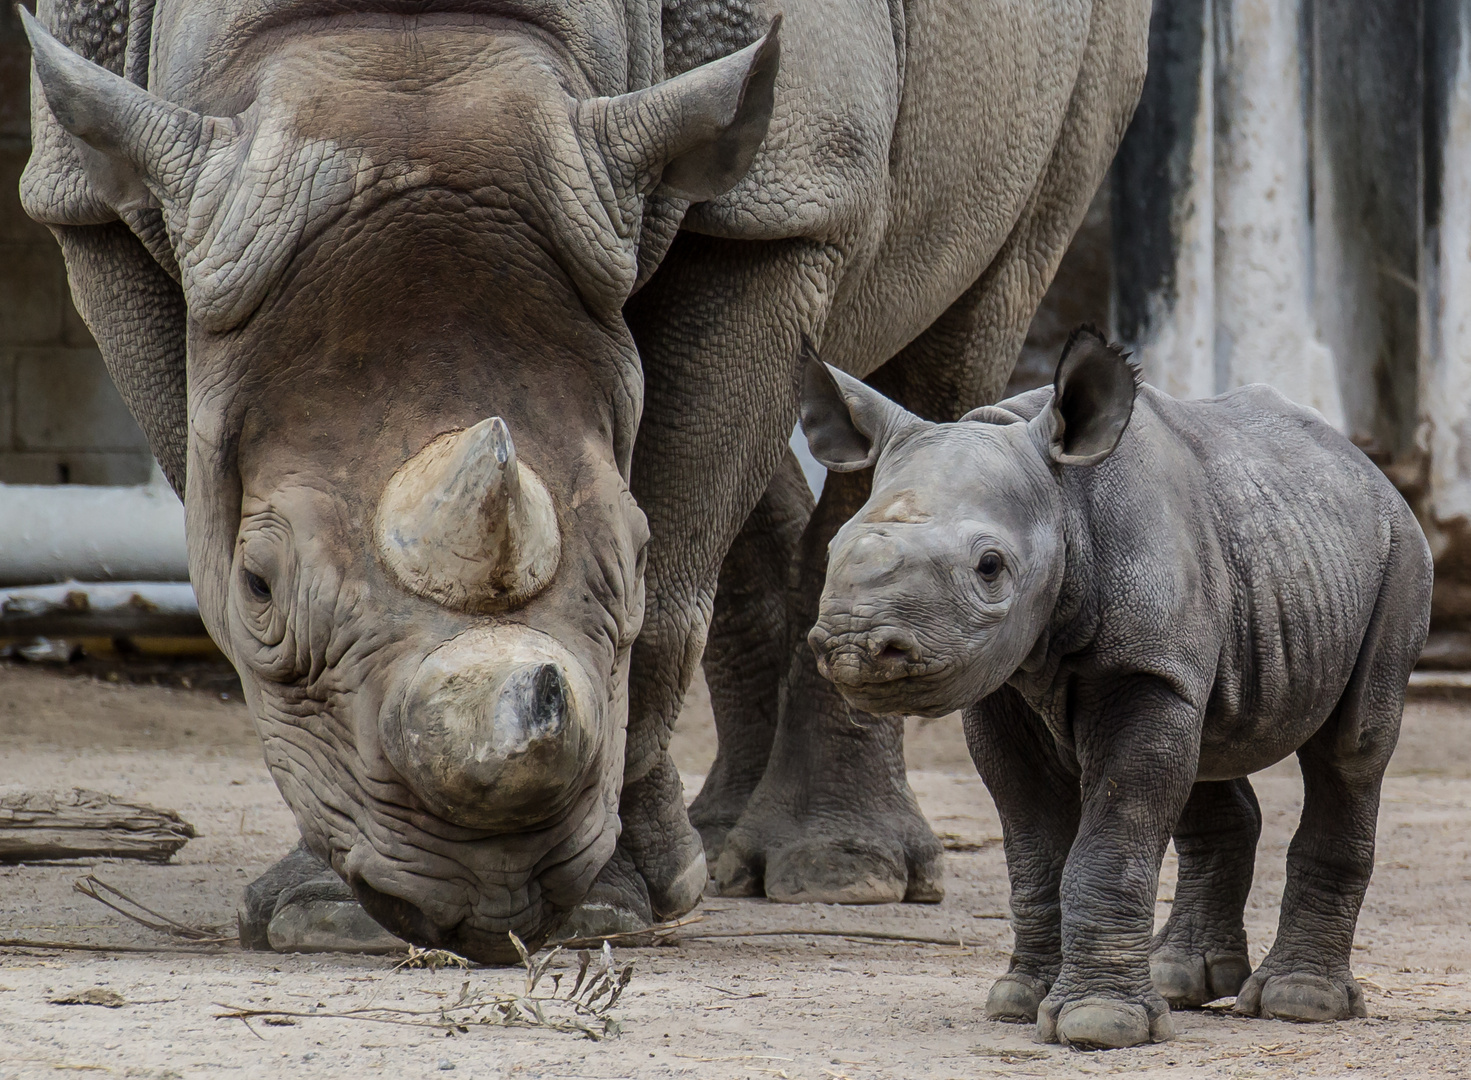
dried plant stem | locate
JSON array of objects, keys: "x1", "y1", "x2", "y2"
[
  {"x1": 662, "y1": 927, "x2": 1002, "y2": 947},
  {"x1": 0, "y1": 937, "x2": 233, "y2": 955},
  {"x1": 73, "y1": 875, "x2": 233, "y2": 943}
]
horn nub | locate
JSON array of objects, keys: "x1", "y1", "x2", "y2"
[{"x1": 377, "y1": 419, "x2": 561, "y2": 611}]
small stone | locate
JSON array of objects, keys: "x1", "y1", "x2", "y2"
[{"x1": 438, "y1": 1061, "x2": 455, "y2": 1071}]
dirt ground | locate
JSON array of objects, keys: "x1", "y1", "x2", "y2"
[{"x1": 1, "y1": 661, "x2": 1470, "y2": 1078}]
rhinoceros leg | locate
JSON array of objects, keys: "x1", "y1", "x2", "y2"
[
  {"x1": 556, "y1": 234, "x2": 840, "y2": 936},
  {"x1": 1235, "y1": 557, "x2": 1420, "y2": 1024},
  {"x1": 239, "y1": 842, "x2": 401, "y2": 954},
  {"x1": 1150, "y1": 779, "x2": 1261, "y2": 1008},
  {"x1": 1032, "y1": 677, "x2": 1196, "y2": 1049},
  {"x1": 712, "y1": 465, "x2": 945, "y2": 904},
  {"x1": 964, "y1": 685, "x2": 1081, "y2": 1023},
  {"x1": 688, "y1": 450, "x2": 813, "y2": 862}
]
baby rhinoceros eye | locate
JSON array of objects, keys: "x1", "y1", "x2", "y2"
[
  {"x1": 243, "y1": 569, "x2": 272, "y2": 603},
  {"x1": 976, "y1": 551, "x2": 1004, "y2": 582}
]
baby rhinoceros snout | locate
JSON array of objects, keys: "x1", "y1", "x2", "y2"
[
  {"x1": 809, "y1": 619, "x2": 927, "y2": 688},
  {"x1": 386, "y1": 625, "x2": 599, "y2": 832}
]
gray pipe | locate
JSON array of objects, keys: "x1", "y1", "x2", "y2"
[{"x1": 0, "y1": 468, "x2": 188, "y2": 586}]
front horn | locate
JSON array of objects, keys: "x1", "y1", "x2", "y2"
[{"x1": 377, "y1": 418, "x2": 561, "y2": 611}]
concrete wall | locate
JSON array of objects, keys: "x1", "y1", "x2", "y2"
[
  {"x1": 0, "y1": 2, "x2": 152, "y2": 487},
  {"x1": 1027, "y1": 0, "x2": 1471, "y2": 632}
]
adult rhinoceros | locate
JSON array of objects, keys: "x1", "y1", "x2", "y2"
[{"x1": 22, "y1": 0, "x2": 1150, "y2": 961}]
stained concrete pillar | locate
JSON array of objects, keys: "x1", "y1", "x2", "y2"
[{"x1": 1422, "y1": 0, "x2": 1471, "y2": 625}]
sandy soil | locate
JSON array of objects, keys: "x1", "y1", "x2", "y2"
[{"x1": 1, "y1": 660, "x2": 1469, "y2": 1078}]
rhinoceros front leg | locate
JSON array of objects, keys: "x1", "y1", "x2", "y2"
[
  {"x1": 1034, "y1": 678, "x2": 1197, "y2": 1049},
  {"x1": 239, "y1": 842, "x2": 401, "y2": 954},
  {"x1": 688, "y1": 450, "x2": 813, "y2": 862},
  {"x1": 1150, "y1": 778, "x2": 1261, "y2": 1007},
  {"x1": 556, "y1": 234, "x2": 841, "y2": 936},
  {"x1": 712, "y1": 467, "x2": 945, "y2": 903},
  {"x1": 965, "y1": 686, "x2": 1082, "y2": 1024}
]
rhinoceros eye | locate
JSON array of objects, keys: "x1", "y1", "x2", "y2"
[
  {"x1": 243, "y1": 568, "x2": 272, "y2": 603},
  {"x1": 976, "y1": 551, "x2": 1003, "y2": 582}
]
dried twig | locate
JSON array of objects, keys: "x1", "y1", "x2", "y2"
[
  {"x1": 551, "y1": 912, "x2": 706, "y2": 948},
  {"x1": 662, "y1": 927, "x2": 997, "y2": 947},
  {"x1": 0, "y1": 937, "x2": 232, "y2": 955},
  {"x1": 392, "y1": 946, "x2": 471, "y2": 972},
  {"x1": 72, "y1": 875, "x2": 232, "y2": 943},
  {"x1": 554, "y1": 911, "x2": 1002, "y2": 951},
  {"x1": 214, "y1": 933, "x2": 634, "y2": 1041}
]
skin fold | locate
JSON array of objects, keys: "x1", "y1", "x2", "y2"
[
  {"x1": 802, "y1": 329, "x2": 1434, "y2": 1048},
  {"x1": 23, "y1": 0, "x2": 1151, "y2": 958}
]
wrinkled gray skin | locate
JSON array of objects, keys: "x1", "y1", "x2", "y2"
[
  {"x1": 802, "y1": 329, "x2": 1434, "y2": 1048},
  {"x1": 22, "y1": 0, "x2": 1151, "y2": 961}
]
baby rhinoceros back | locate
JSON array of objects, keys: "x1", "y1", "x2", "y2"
[
  {"x1": 1135, "y1": 381, "x2": 1429, "y2": 779},
  {"x1": 798, "y1": 328, "x2": 1431, "y2": 1050}
]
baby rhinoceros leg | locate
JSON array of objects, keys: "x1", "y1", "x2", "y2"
[
  {"x1": 1231, "y1": 730, "x2": 1381, "y2": 1023},
  {"x1": 1030, "y1": 679, "x2": 1198, "y2": 1049},
  {"x1": 1235, "y1": 566, "x2": 1420, "y2": 1024},
  {"x1": 1150, "y1": 779, "x2": 1261, "y2": 1008},
  {"x1": 965, "y1": 689, "x2": 1079, "y2": 1025}
]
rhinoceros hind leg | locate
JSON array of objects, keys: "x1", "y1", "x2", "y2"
[
  {"x1": 713, "y1": 470, "x2": 944, "y2": 905},
  {"x1": 1150, "y1": 778, "x2": 1261, "y2": 1007},
  {"x1": 1235, "y1": 545, "x2": 1422, "y2": 1024},
  {"x1": 239, "y1": 842, "x2": 402, "y2": 954},
  {"x1": 688, "y1": 452, "x2": 812, "y2": 864}
]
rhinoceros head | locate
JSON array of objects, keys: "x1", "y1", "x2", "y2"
[
  {"x1": 23, "y1": 7, "x2": 779, "y2": 960},
  {"x1": 800, "y1": 330, "x2": 1139, "y2": 717}
]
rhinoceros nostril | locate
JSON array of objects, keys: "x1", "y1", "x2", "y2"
[
  {"x1": 496, "y1": 662, "x2": 568, "y2": 739},
  {"x1": 867, "y1": 630, "x2": 920, "y2": 664}
]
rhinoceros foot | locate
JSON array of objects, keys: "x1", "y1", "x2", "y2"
[
  {"x1": 1036, "y1": 991, "x2": 1173, "y2": 1049},
  {"x1": 712, "y1": 793, "x2": 943, "y2": 905},
  {"x1": 1234, "y1": 969, "x2": 1367, "y2": 1022},
  {"x1": 551, "y1": 844, "x2": 654, "y2": 944},
  {"x1": 985, "y1": 971, "x2": 1050, "y2": 1023},
  {"x1": 1150, "y1": 948, "x2": 1252, "y2": 1008},
  {"x1": 239, "y1": 842, "x2": 403, "y2": 954},
  {"x1": 553, "y1": 765, "x2": 709, "y2": 944}
]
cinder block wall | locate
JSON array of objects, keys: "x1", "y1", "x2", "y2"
[{"x1": 0, "y1": 3, "x2": 152, "y2": 487}]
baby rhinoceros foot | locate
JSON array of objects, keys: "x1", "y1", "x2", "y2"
[
  {"x1": 1036, "y1": 991, "x2": 1174, "y2": 1049},
  {"x1": 985, "y1": 972, "x2": 1050, "y2": 1023},
  {"x1": 1150, "y1": 948, "x2": 1253, "y2": 1008},
  {"x1": 1234, "y1": 969, "x2": 1367, "y2": 1023}
]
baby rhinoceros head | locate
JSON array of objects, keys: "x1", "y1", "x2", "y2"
[{"x1": 800, "y1": 329, "x2": 1139, "y2": 717}]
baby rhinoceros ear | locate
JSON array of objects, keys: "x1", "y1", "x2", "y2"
[
  {"x1": 1031, "y1": 326, "x2": 1141, "y2": 466},
  {"x1": 798, "y1": 337, "x2": 924, "y2": 472}
]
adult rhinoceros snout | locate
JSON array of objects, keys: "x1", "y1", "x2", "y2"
[{"x1": 386, "y1": 625, "x2": 598, "y2": 831}]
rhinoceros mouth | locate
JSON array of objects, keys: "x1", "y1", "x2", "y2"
[
  {"x1": 331, "y1": 779, "x2": 621, "y2": 963},
  {"x1": 822, "y1": 663, "x2": 963, "y2": 719}
]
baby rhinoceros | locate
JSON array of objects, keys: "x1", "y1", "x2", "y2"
[{"x1": 799, "y1": 328, "x2": 1432, "y2": 1049}]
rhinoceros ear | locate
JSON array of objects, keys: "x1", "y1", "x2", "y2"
[
  {"x1": 1031, "y1": 326, "x2": 1141, "y2": 466},
  {"x1": 799, "y1": 337, "x2": 923, "y2": 472},
  {"x1": 21, "y1": 6, "x2": 224, "y2": 216},
  {"x1": 593, "y1": 16, "x2": 780, "y2": 202}
]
